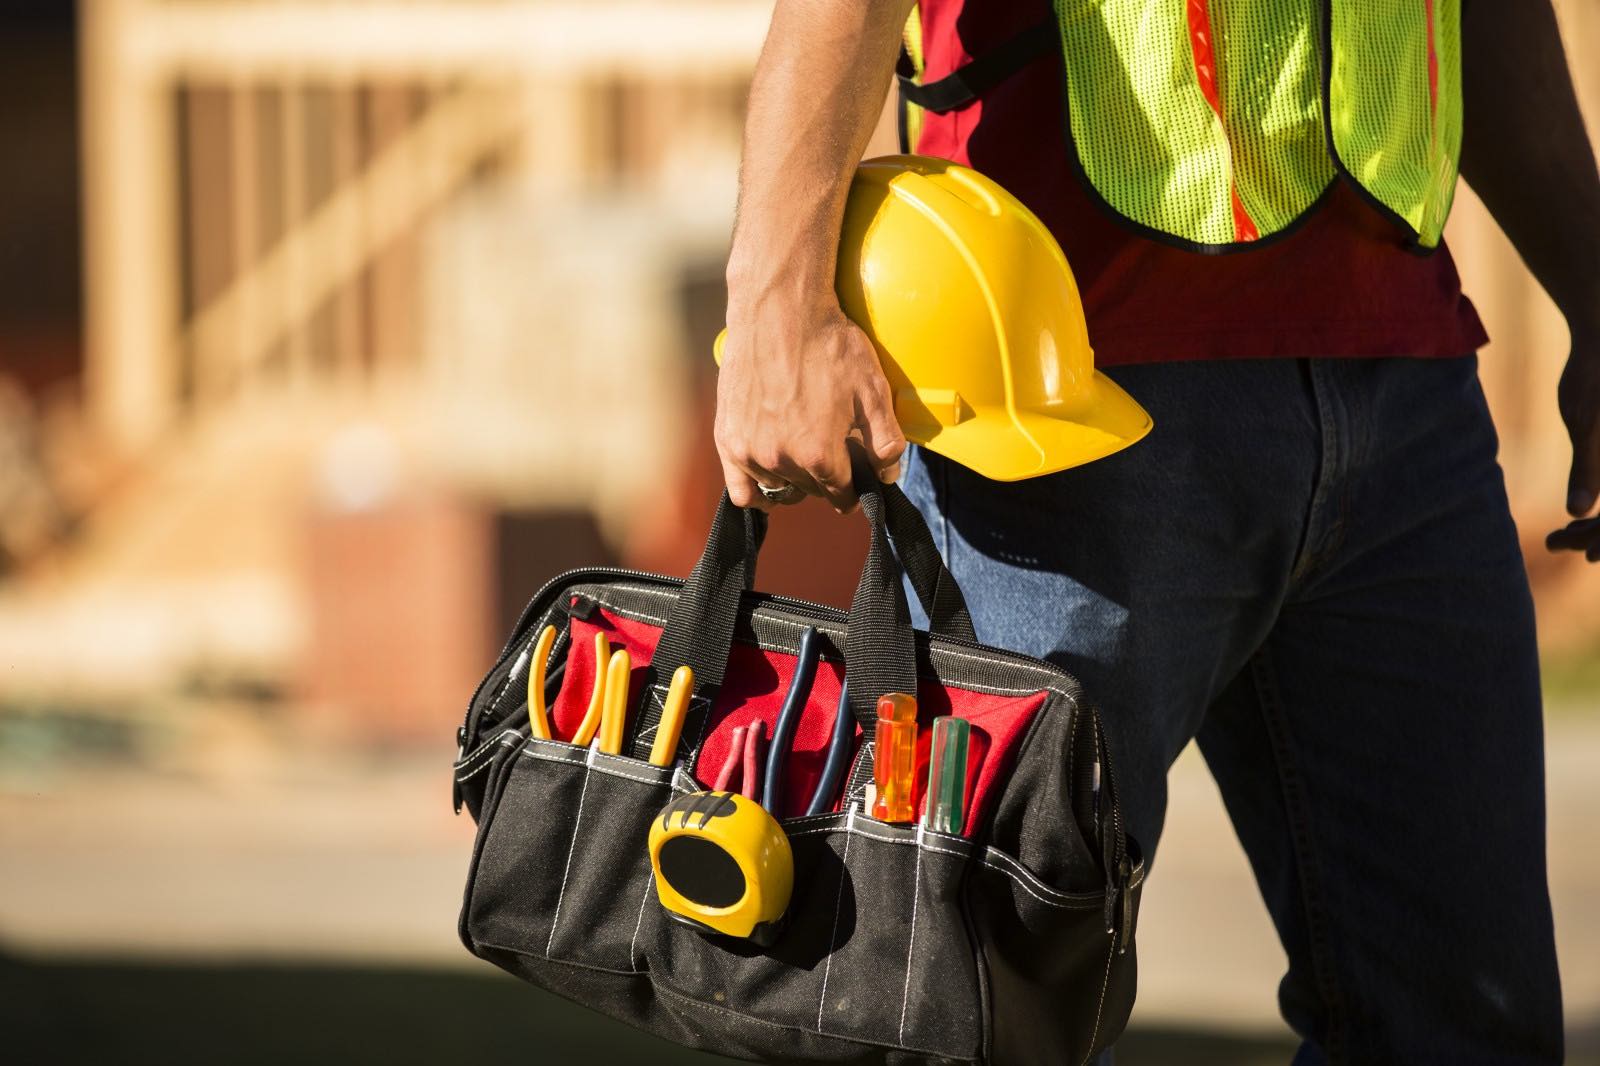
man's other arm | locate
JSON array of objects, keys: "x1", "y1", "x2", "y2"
[{"x1": 1459, "y1": 1, "x2": 1600, "y2": 560}]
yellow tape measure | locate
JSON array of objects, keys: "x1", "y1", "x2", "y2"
[{"x1": 648, "y1": 790, "x2": 792, "y2": 946}]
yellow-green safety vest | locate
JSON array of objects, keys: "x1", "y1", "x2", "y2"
[{"x1": 899, "y1": 1, "x2": 1462, "y2": 251}]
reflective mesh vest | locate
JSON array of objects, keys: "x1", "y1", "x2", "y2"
[{"x1": 899, "y1": 1, "x2": 1462, "y2": 251}]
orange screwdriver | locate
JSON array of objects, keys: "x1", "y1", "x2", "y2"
[{"x1": 871, "y1": 692, "x2": 918, "y2": 823}]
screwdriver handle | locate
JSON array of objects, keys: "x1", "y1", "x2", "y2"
[
  {"x1": 926, "y1": 715, "x2": 971, "y2": 835},
  {"x1": 871, "y1": 693, "x2": 918, "y2": 823}
]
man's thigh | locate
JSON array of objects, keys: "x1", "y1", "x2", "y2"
[
  {"x1": 1197, "y1": 357, "x2": 1562, "y2": 1064},
  {"x1": 897, "y1": 358, "x2": 1320, "y2": 854}
]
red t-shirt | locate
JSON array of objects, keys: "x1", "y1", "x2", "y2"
[{"x1": 911, "y1": 3, "x2": 1489, "y2": 366}]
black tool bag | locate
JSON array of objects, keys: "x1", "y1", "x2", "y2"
[{"x1": 453, "y1": 475, "x2": 1143, "y2": 1065}]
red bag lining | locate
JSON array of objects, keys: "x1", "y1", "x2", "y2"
[{"x1": 544, "y1": 604, "x2": 1048, "y2": 836}]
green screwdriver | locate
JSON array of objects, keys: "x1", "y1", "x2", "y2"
[{"x1": 925, "y1": 716, "x2": 971, "y2": 835}]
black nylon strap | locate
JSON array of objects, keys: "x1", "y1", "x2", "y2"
[
  {"x1": 896, "y1": 19, "x2": 1057, "y2": 115},
  {"x1": 626, "y1": 455, "x2": 966, "y2": 763},
  {"x1": 886, "y1": 484, "x2": 976, "y2": 642},
  {"x1": 626, "y1": 501, "x2": 766, "y2": 759},
  {"x1": 842, "y1": 471, "x2": 918, "y2": 735}
]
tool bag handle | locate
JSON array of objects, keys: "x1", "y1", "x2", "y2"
[
  {"x1": 631, "y1": 450, "x2": 975, "y2": 762},
  {"x1": 712, "y1": 472, "x2": 965, "y2": 628}
]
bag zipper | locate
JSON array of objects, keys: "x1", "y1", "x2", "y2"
[{"x1": 458, "y1": 566, "x2": 852, "y2": 756}]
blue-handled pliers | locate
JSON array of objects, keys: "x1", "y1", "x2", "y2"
[
  {"x1": 804, "y1": 681, "x2": 854, "y2": 816},
  {"x1": 762, "y1": 627, "x2": 822, "y2": 813}
]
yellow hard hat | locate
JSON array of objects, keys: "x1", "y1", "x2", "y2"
[{"x1": 715, "y1": 155, "x2": 1151, "y2": 481}]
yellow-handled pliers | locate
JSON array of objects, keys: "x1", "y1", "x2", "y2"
[{"x1": 525, "y1": 625, "x2": 558, "y2": 740}]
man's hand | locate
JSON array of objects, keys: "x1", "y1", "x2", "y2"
[
  {"x1": 715, "y1": 302, "x2": 903, "y2": 512},
  {"x1": 1547, "y1": 316, "x2": 1600, "y2": 560}
]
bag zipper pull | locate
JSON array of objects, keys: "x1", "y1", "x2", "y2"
[
  {"x1": 1115, "y1": 854, "x2": 1134, "y2": 954},
  {"x1": 452, "y1": 725, "x2": 468, "y2": 814}
]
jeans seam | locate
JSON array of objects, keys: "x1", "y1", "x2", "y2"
[
  {"x1": 1248, "y1": 648, "x2": 1350, "y2": 1064},
  {"x1": 1293, "y1": 361, "x2": 1345, "y2": 586},
  {"x1": 932, "y1": 450, "x2": 951, "y2": 560}
]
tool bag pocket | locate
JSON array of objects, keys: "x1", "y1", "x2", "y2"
[
  {"x1": 653, "y1": 813, "x2": 986, "y2": 1061},
  {"x1": 454, "y1": 469, "x2": 1141, "y2": 1064},
  {"x1": 464, "y1": 737, "x2": 679, "y2": 976}
]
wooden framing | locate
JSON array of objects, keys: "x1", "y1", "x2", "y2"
[{"x1": 79, "y1": 0, "x2": 768, "y2": 455}]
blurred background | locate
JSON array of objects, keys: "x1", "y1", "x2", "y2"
[{"x1": 0, "y1": 2, "x2": 1595, "y2": 1063}]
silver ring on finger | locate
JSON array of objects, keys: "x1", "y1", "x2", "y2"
[{"x1": 757, "y1": 481, "x2": 802, "y2": 504}]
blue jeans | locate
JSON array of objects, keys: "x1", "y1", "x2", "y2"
[{"x1": 899, "y1": 356, "x2": 1563, "y2": 1064}]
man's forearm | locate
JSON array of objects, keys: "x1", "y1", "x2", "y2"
[
  {"x1": 725, "y1": 0, "x2": 915, "y2": 317},
  {"x1": 1459, "y1": 1, "x2": 1600, "y2": 321},
  {"x1": 712, "y1": 0, "x2": 916, "y2": 510}
]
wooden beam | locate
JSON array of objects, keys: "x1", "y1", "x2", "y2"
[
  {"x1": 184, "y1": 86, "x2": 524, "y2": 379},
  {"x1": 80, "y1": 0, "x2": 182, "y2": 455},
  {"x1": 122, "y1": 1, "x2": 771, "y2": 81}
]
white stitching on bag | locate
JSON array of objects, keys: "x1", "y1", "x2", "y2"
[
  {"x1": 525, "y1": 736, "x2": 587, "y2": 759},
  {"x1": 590, "y1": 762, "x2": 674, "y2": 787},
  {"x1": 1078, "y1": 937, "x2": 1117, "y2": 1066},
  {"x1": 980, "y1": 847, "x2": 1095, "y2": 903},
  {"x1": 522, "y1": 746, "x2": 674, "y2": 788},
  {"x1": 544, "y1": 754, "x2": 595, "y2": 957},
  {"x1": 628, "y1": 871, "x2": 654, "y2": 970},
  {"x1": 777, "y1": 811, "x2": 845, "y2": 829},
  {"x1": 578, "y1": 589, "x2": 1074, "y2": 699},
  {"x1": 455, "y1": 729, "x2": 533, "y2": 782},
  {"x1": 784, "y1": 821, "x2": 1106, "y2": 911},
  {"x1": 815, "y1": 807, "x2": 856, "y2": 1034},
  {"x1": 454, "y1": 729, "x2": 517, "y2": 775},
  {"x1": 455, "y1": 741, "x2": 501, "y2": 772},
  {"x1": 455, "y1": 759, "x2": 494, "y2": 784},
  {"x1": 896, "y1": 828, "x2": 925, "y2": 1045},
  {"x1": 520, "y1": 747, "x2": 586, "y2": 769}
]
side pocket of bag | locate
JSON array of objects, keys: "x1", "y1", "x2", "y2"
[
  {"x1": 458, "y1": 728, "x2": 532, "y2": 955},
  {"x1": 969, "y1": 847, "x2": 1139, "y2": 1066}
]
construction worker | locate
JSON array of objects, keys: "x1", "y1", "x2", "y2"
[{"x1": 715, "y1": 2, "x2": 1596, "y2": 1062}]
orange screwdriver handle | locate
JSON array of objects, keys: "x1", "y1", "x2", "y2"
[{"x1": 872, "y1": 692, "x2": 918, "y2": 823}]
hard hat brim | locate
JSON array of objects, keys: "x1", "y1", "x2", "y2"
[{"x1": 915, "y1": 371, "x2": 1153, "y2": 482}]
